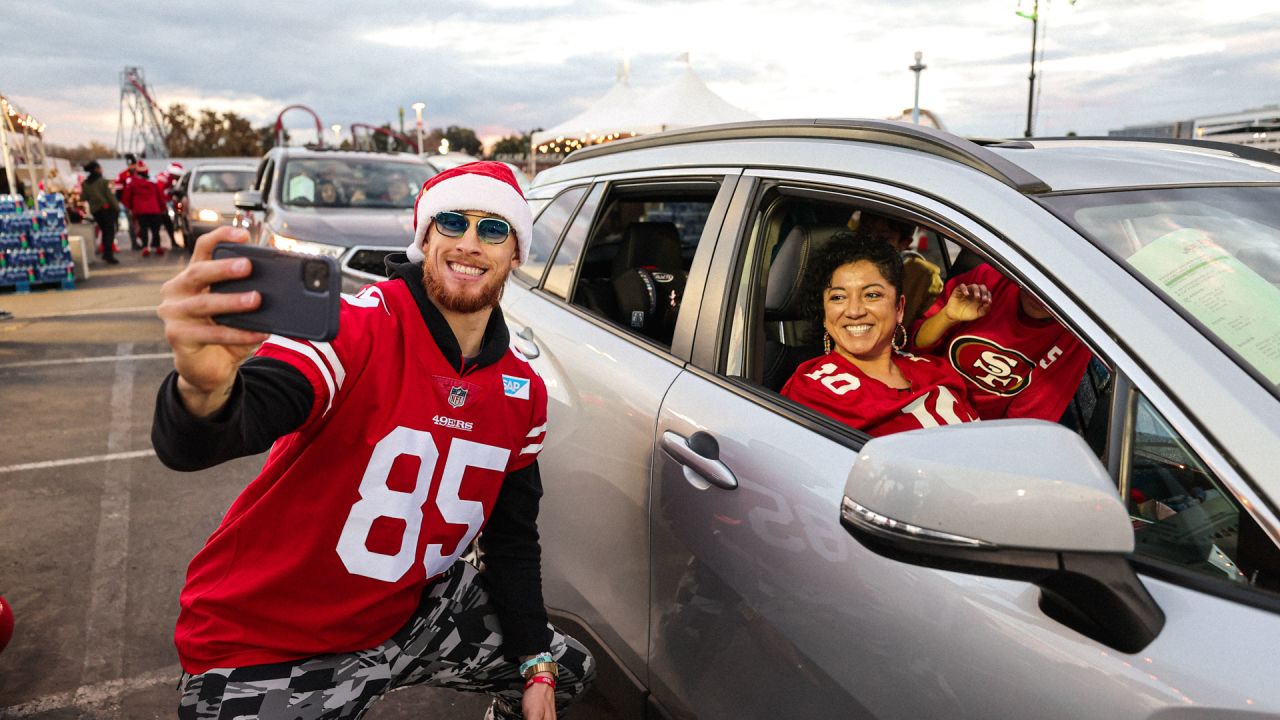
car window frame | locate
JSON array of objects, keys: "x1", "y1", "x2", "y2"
[
  {"x1": 529, "y1": 168, "x2": 741, "y2": 363},
  {"x1": 513, "y1": 182, "x2": 593, "y2": 289},
  {"x1": 689, "y1": 167, "x2": 1280, "y2": 602}
]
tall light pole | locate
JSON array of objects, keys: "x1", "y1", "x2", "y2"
[
  {"x1": 1019, "y1": 0, "x2": 1039, "y2": 138},
  {"x1": 412, "y1": 102, "x2": 426, "y2": 156},
  {"x1": 330, "y1": 124, "x2": 342, "y2": 147},
  {"x1": 909, "y1": 51, "x2": 927, "y2": 125}
]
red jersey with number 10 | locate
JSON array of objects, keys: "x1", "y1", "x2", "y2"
[
  {"x1": 174, "y1": 279, "x2": 547, "y2": 674},
  {"x1": 782, "y1": 351, "x2": 978, "y2": 437}
]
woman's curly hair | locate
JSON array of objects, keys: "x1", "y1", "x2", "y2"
[{"x1": 801, "y1": 228, "x2": 904, "y2": 326}]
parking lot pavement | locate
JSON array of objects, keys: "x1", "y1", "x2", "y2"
[{"x1": 0, "y1": 226, "x2": 615, "y2": 718}]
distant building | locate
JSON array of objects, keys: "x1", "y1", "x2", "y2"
[{"x1": 1109, "y1": 105, "x2": 1279, "y2": 152}]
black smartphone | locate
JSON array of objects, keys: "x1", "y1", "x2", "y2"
[{"x1": 210, "y1": 244, "x2": 341, "y2": 342}]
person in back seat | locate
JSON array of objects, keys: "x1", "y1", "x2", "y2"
[
  {"x1": 910, "y1": 262, "x2": 1092, "y2": 422},
  {"x1": 850, "y1": 211, "x2": 942, "y2": 326},
  {"x1": 781, "y1": 230, "x2": 978, "y2": 436}
]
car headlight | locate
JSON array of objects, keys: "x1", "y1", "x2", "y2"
[
  {"x1": 196, "y1": 208, "x2": 221, "y2": 223},
  {"x1": 270, "y1": 232, "x2": 346, "y2": 259}
]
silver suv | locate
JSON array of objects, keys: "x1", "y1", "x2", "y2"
[
  {"x1": 502, "y1": 120, "x2": 1280, "y2": 719},
  {"x1": 235, "y1": 147, "x2": 437, "y2": 292}
]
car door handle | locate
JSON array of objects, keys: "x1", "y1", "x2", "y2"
[
  {"x1": 661, "y1": 431, "x2": 738, "y2": 490},
  {"x1": 513, "y1": 326, "x2": 540, "y2": 359}
]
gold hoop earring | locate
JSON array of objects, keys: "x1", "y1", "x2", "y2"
[
  {"x1": 893, "y1": 323, "x2": 908, "y2": 351},
  {"x1": 823, "y1": 332, "x2": 832, "y2": 354}
]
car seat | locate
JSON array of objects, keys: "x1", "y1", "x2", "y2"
[
  {"x1": 611, "y1": 221, "x2": 687, "y2": 344},
  {"x1": 762, "y1": 224, "x2": 845, "y2": 390}
]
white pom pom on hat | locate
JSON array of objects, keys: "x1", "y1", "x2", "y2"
[{"x1": 407, "y1": 161, "x2": 532, "y2": 264}]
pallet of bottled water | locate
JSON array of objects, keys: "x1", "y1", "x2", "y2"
[{"x1": 0, "y1": 193, "x2": 75, "y2": 292}]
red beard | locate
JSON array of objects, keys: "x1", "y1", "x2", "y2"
[{"x1": 421, "y1": 259, "x2": 508, "y2": 314}]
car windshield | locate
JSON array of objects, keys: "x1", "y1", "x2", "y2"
[
  {"x1": 1042, "y1": 186, "x2": 1280, "y2": 389},
  {"x1": 280, "y1": 158, "x2": 436, "y2": 209},
  {"x1": 193, "y1": 169, "x2": 254, "y2": 193}
]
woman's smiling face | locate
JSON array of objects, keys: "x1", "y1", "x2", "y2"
[{"x1": 823, "y1": 260, "x2": 905, "y2": 365}]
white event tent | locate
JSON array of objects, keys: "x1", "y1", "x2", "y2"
[{"x1": 530, "y1": 58, "x2": 756, "y2": 173}]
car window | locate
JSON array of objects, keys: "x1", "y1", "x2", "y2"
[
  {"x1": 1125, "y1": 393, "x2": 1280, "y2": 593},
  {"x1": 194, "y1": 170, "x2": 254, "y2": 193},
  {"x1": 279, "y1": 158, "x2": 435, "y2": 208},
  {"x1": 516, "y1": 186, "x2": 587, "y2": 286},
  {"x1": 1042, "y1": 187, "x2": 1280, "y2": 393},
  {"x1": 553, "y1": 181, "x2": 719, "y2": 348},
  {"x1": 543, "y1": 185, "x2": 604, "y2": 300}
]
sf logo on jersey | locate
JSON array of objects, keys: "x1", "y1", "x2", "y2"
[{"x1": 949, "y1": 336, "x2": 1034, "y2": 397}]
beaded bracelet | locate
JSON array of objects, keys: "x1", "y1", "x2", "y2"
[
  {"x1": 519, "y1": 652, "x2": 554, "y2": 677},
  {"x1": 525, "y1": 675, "x2": 556, "y2": 691}
]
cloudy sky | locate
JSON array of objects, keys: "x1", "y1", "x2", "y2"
[{"x1": 5, "y1": 0, "x2": 1279, "y2": 151}]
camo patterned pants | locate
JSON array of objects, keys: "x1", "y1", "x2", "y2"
[{"x1": 177, "y1": 560, "x2": 595, "y2": 719}]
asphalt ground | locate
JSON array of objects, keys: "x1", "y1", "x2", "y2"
[{"x1": 0, "y1": 225, "x2": 614, "y2": 719}]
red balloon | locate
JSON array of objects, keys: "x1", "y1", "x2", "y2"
[{"x1": 0, "y1": 595, "x2": 14, "y2": 654}]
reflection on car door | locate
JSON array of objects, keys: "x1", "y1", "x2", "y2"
[{"x1": 501, "y1": 173, "x2": 738, "y2": 688}]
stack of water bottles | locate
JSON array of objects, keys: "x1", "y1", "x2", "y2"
[{"x1": 0, "y1": 193, "x2": 75, "y2": 290}]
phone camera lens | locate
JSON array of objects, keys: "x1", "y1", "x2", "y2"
[{"x1": 302, "y1": 260, "x2": 330, "y2": 291}]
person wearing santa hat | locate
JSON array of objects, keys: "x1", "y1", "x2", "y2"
[
  {"x1": 152, "y1": 161, "x2": 593, "y2": 720},
  {"x1": 155, "y1": 161, "x2": 184, "y2": 250}
]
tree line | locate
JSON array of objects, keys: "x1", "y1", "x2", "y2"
[{"x1": 48, "y1": 104, "x2": 540, "y2": 165}]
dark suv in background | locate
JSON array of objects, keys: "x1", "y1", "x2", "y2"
[{"x1": 234, "y1": 147, "x2": 437, "y2": 292}]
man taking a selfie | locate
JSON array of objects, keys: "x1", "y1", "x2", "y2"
[{"x1": 153, "y1": 162, "x2": 593, "y2": 719}]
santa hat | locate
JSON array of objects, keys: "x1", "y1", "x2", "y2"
[
  {"x1": 407, "y1": 161, "x2": 532, "y2": 264},
  {"x1": 166, "y1": 162, "x2": 184, "y2": 175}
]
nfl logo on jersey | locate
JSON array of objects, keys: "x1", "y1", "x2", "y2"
[{"x1": 448, "y1": 385, "x2": 468, "y2": 408}]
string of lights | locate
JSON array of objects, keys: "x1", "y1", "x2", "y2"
[
  {"x1": 0, "y1": 94, "x2": 45, "y2": 136},
  {"x1": 536, "y1": 130, "x2": 637, "y2": 155}
]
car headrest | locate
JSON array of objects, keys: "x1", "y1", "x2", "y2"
[
  {"x1": 612, "y1": 221, "x2": 683, "y2": 276},
  {"x1": 765, "y1": 224, "x2": 846, "y2": 320}
]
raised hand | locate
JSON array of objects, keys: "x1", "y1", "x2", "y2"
[
  {"x1": 156, "y1": 227, "x2": 268, "y2": 417},
  {"x1": 943, "y1": 282, "x2": 992, "y2": 323}
]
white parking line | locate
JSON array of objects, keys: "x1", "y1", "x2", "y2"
[
  {"x1": 81, "y1": 344, "x2": 137, "y2": 689},
  {"x1": 0, "y1": 449, "x2": 156, "y2": 475},
  {"x1": 12, "y1": 305, "x2": 156, "y2": 320},
  {"x1": 0, "y1": 664, "x2": 181, "y2": 717},
  {"x1": 0, "y1": 353, "x2": 171, "y2": 370}
]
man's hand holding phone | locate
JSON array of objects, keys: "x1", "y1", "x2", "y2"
[{"x1": 157, "y1": 227, "x2": 269, "y2": 418}]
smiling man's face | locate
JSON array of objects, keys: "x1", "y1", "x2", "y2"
[{"x1": 420, "y1": 209, "x2": 520, "y2": 315}]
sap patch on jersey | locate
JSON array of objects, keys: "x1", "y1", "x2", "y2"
[{"x1": 502, "y1": 374, "x2": 531, "y2": 400}]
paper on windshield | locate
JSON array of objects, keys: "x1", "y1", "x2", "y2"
[{"x1": 1127, "y1": 228, "x2": 1280, "y2": 384}]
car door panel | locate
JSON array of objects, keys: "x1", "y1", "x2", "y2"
[
  {"x1": 651, "y1": 371, "x2": 1280, "y2": 719},
  {"x1": 502, "y1": 287, "x2": 683, "y2": 682}
]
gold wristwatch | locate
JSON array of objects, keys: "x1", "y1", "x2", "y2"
[{"x1": 522, "y1": 661, "x2": 559, "y2": 680}]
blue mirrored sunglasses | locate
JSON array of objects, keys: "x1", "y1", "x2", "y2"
[{"x1": 432, "y1": 211, "x2": 511, "y2": 244}]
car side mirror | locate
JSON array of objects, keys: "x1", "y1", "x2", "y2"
[
  {"x1": 841, "y1": 419, "x2": 1165, "y2": 653},
  {"x1": 234, "y1": 190, "x2": 265, "y2": 212}
]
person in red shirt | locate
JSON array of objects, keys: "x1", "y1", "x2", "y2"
[
  {"x1": 121, "y1": 165, "x2": 167, "y2": 256},
  {"x1": 113, "y1": 154, "x2": 142, "y2": 249},
  {"x1": 153, "y1": 162, "x2": 593, "y2": 719},
  {"x1": 155, "y1": 161, "x2": 183, "y2": 249},
  {"x1": 782, "y1": 231, "x2": 978, "y2": 436},
  {"x1": 910, "y1": 263, "x2": 1092, "y2": 422}
]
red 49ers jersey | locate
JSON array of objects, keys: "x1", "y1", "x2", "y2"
[
  {"x1": 174, "y1": 279, "x2": 547, "y2": 674},
  {"x1": 782, "y1": 351, "x2": 978, "y2": 437},
  {"x1": 915, "y1": 264, "x2": 1092, "y2": 422}
]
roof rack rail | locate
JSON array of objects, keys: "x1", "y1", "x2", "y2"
[
  {"x1": 1008, "y1": 136, "x2": 1280, "y2": 169},
  {"x1": 560, "y1": 118, "x2": 1053, "y2": 194}
]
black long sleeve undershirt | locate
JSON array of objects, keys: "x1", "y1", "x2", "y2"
[{"x1": 151, "y1": 357, "x2": 313, "y2": 471}]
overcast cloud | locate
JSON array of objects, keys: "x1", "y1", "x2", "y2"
[{"x1": 5, "y1": 0, "x2": 1279, "y2": 149}]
